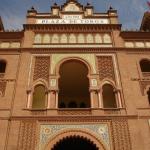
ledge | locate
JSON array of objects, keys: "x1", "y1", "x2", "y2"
[
  {"x1": 137, "y1": 107, "x2": 150, "y2": 110},
  {"x1": 10, "y1": 115, "x2": 138, "y2": 121},
  {"x1": 0, "y1": 47, "x2": 150, "y2": 53},
  {"x1": 100, "y1": 107, "x2": 125, "y2": 110},
  {"x1": 23, "y1": 24, "x2": 121, "y2": 31},
  {"x1": 0, "y1": 31, "x2": 24, "y2": 39},
  {"x1": 23, "y1": 108, "x2": 125, "y2": 111},
  {"x1": 23, "y1": 108, "x2": 47, "y2": 111}
]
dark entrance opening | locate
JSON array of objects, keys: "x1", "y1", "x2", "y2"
[
  {"x1": 58, "y1": 60, "x2": 90, "y2": 108},
  {"x1": 52, "y1": 136, "x2": 98, "y2": 150}
]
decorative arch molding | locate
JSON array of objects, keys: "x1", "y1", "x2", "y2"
[
  {"x1": 44, "y1": 129, "x2": 108, "y2": 150},
  {"x1": 0, "y1": 58, "x2": 7, "y2": 63},
  {"x1": 100, "y1": 79, "x2": 123, "y2": 108},
  {"x1": 56, "y1": 57, "x2": 91, "y2": 76},
  {"x1": 26, "y1": 79, "x2": 48, "y2": 109},
  {"x1": 57, "y1": 58, "x2": 91, "y2": 108},
  {"x1": 32, "y1": 79, "x2": 48, "y2": 90},
  {"x1": 139, "y1": 58, "x2": 150, "y2": 65},
  {"x1": 51, "y1": 54, "x2": 97, "y2": 75},
  {"x1": 100, "y1": 78, "x2": 116, "y2": 89},
  {"x1": 39, "y1": 123, "x2": 111, "y2": 150}
]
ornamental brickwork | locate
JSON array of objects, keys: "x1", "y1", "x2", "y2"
[
  {"x1": 111, "y1": 119, "x2": 132, "y2": 150},
  {"x1": 17, "y1": 121, "x2": 37, "y2": 150},
  {"x1": 97, "y1": 56, "x2": 115, "y2": 81},
  {"x1": 33, "y1": 56, "x2": 50, "y2": 82}
]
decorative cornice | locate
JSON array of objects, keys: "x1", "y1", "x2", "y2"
[
  {"x1": 10, "y1": 115, "x2": 138, "y2": 121},
  {"x1": 23, "y1": 47, "x2": 150, "y2": 53},
  {"x1": 0, "y1": 47, "x2": 150, "y2": 53},
  {"x1": 0, "y1": 31, "x2": 24, "y2": 39},
  {"x1": 23, "y1": 24, "x2": 121, "y2": 31},
  {"x1": 120, "y1": 31, "x2": 150, "y2": 39}
]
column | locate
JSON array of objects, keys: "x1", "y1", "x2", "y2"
[
  {"x1": 114, "y1": 89, "x2": 122, "y2": 108},
  {"x1": 97, "y1": 90, "x2": 103, "y2": 108},
  {"x1": 90, "y1": 90, "x2": 94, "y2": 108},
  {"x1": 55, "y1": 90, "x2": 59, "y2": 109},
  {"x1": 117, "y1": 90, "x2": 122, "y2": 108},
  {"x1": 47, "y1": 90, "x2": 51, "y2": 109},
  {"x1": 26, "y1": 90, "x2": 32, "y2": 109}
]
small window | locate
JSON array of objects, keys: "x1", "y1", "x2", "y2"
[
  {"x1": 102, "y1": 84, "x2": 117, "y2": 108},
  {"x1": 0, "y1": 60, "x2": 6, "y2": 73},
  {"x1": 140, "y1": 59, "x2": 150, "y2": 72},
  {"x1": 32, "y1": 85, "x2": 46, "y2": 109},
  {"x1": 147, "y1": 88, "x2": 150, "y2": 105}
]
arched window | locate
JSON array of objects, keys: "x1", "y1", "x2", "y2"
[
  {"x1": 140, "y1": 59, "x2": 150, "y2": 72},
  {"x1": 58, "y1": 60, "x2": 90, "y2": 108},
  {"x1": 102, "y1": 84, "x2": 117, "y2": 108},
  {"x1": 147, "y1": 88, "x2": 150, "y2": 105},
  {"x1": 32, "y1": 85, "x2": 46, "y2": 109},
  {"x1": 0, "y1": 60, "x2": 6, "y2": 73}
]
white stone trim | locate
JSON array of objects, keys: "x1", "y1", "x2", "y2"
[
  {"x1": 47, "y1": 92, "x2": 51, "y2": 109},
  {"x1": 33, "y1": 44, "x2": 113, "y2": 48},
  {"x1": 28, "y1": 56, "x2": 33, "y2": 87}
]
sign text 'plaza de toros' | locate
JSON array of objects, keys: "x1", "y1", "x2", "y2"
[{"x1": 0, "y1": 0, "x2": 150, "y2": 150}]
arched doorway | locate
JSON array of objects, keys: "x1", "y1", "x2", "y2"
[
  {"x1": 44, "y1": 130, "x2": 107, "y2": 150},
  {"x1": 52, "y1": 136, "x2": 98, "y2": 150},
  {"x1": 58, "y1": 60, "x2": 90, "y2": 108}
]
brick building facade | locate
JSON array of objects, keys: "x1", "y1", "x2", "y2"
[{"x1": 0, "y1": 0, "x2": 150, "y2": 149}]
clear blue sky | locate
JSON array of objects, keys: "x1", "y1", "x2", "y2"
[{"x1": 0, "y1": 0, "x2": 149, "y2": 30}]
